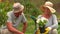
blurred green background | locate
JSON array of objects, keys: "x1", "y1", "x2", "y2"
[{"x1": 0, "y1": 0, "x2": 60, "y2": 34}]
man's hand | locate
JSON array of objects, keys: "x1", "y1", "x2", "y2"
[
  {"x1": 20, "y1": 32, "x2": 24, "y2": 34},
  {"x1": 22, "y1": 22, "x2": 27, "y2": 33},
  {"x1": 14, "y1": 32, "x2": 24, "y2": 34},
  {"x1": 6, "y1": 22, "x2": 24, "y2": 34}
]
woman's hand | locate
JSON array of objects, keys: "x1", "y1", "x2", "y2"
[
  {"x1": 44, "y1": 27, "x2": 52, "y2": 34},
  {"x1": 45, "y1": 27, "x2": 51, "y2": 31}
]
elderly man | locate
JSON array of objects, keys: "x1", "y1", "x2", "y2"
[
  {"x1": 44, "y1": 1, "x2": 58, "y2": 34},
  {"x1": 1, "y1": 2, "x2": 27, "y2": 34}
]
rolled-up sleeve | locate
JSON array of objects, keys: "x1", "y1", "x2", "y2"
[
  {"x1": 7, "y1": 12, "x2": 12, "y2": 23},
  {"x1": 21, "y1": 13, "x2": 27, "y2": 23},
  {"x1": 50, "y1": 15, "x2": 58, "y2": 29}
]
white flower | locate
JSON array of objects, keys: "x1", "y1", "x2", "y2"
[
  {"x1": 40, "y1": 17, "x2": 48, "y2": 22},
  {"x1": 36, "y1": 17, "x2": 48, "y2": 24},
  {"x1": 36, "y1": 19, "x2": 40, "y2": 23}
]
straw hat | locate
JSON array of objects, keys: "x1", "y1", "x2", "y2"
[
  {"x1": 40, "y1": 5, "x2": 56, "y2": 13},
  {"x1": 43, "y1": 1, "x2": 56, "y2": 13},
  {"x1": 45, "y1": 6, "x2": 56, "y2": 13},
  {"x1": 44, "y1": 1, "x2": 53, "y2": 7},
  {"x1": 13, "y1": 2, "x2": 24, "y2": 13}
]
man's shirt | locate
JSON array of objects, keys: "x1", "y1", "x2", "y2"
[{"x1": 7, "y1": 11, "x2": 27, "y2": 28}]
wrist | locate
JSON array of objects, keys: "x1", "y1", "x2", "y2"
[
  {"x1": 48, "y1": 27, "x2": 52, "y2": 30},
  {"x1": 22, "y1": 30, "x2": 25, "y2": 33}
]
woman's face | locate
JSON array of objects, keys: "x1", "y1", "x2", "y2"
[{"x1": 42, "y1": 7, "x2": 51, "y2": 14}]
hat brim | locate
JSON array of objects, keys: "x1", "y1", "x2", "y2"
[
  {"x1": 13, "y1": 5, "x2": 24, "y2": 13},
  {"x1": 45, "y1": 6, "x2": 56, "y2": 13}
]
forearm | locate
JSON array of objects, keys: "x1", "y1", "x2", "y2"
[
  {"x1": 50, "y1": 15, "x2": 58, "y2": 29},
  {"x1": 8, "y1": 26, "x2": 21, "y2": 34},
  {"x1": 22, "y1": 22, "x2": 27, "y2": 33},
  {"x1": 50, "y1": 23, "x2": 58, "y2": 29},
  {"x1": 7, "y1": 22, "x2": 22, "y2": 34}
]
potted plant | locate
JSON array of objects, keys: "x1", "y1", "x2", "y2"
[{"x1": 36, "y1": 17, "x2": 48, "y2": 33}]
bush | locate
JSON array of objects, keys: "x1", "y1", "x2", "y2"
[
  {"x1": 0, "y1": 0, "x2": 42, "y2": 26},
  {"x1": 24, "y1": 0, "x2": 42, "y2": 17},
  {"x1": 0, "y1": 2, "x2": 13, "y2": 26}
]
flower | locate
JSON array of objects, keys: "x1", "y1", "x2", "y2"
[
  {"x1": 36, "y1": 19, "x2": 40, "y2": 23},
  {"x1": 40, "y1": 17, "x2": 48, "y2": 23},
  {"x1": 36, "y1": 17, "x2": 48, "y2": 26}
]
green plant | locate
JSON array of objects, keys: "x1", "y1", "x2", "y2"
[{"x1": 0, "y1": 2, "x2": 13, "y2": 26}]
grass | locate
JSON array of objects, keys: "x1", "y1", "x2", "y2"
[
  {"x1": 18, "y1": 19, "x2": 60, "y2": 34},
  {"x1": 58, "y1": 24, "x2": 60, "y2": 34}
]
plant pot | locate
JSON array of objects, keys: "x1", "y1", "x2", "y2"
[{"x1": 39, "y1": 25, "x2": 46, "y2": 33}]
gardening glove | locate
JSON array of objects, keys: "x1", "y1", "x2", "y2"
[{"x1": 44, "y1": 27, "x2": 52, "y2": 34}]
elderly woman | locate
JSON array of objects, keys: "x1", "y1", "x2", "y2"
[
  {"x1": 0, "y1": 2, "x2": 27, "y2": 34},
  {"x1": 36, "y1": 2, "x2": 58, "y2": 34}
]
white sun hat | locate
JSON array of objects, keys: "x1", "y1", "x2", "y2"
[
  {"x1": 45, "y1": 6, "x2": 56, "y2": 13},
  {"x1": 13, "y1": 2, "x2": 24, "y2": 13},
  {"x1": 44, "y1": 1, "x2": 53, "y2": 7}
]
